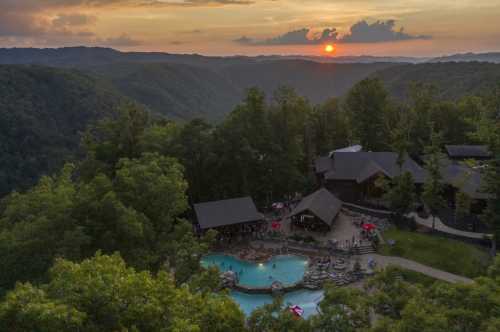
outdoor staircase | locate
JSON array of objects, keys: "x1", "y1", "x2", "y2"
[
  {"x1": 353, "y1": 245, "x2": 376, "y2": 255},
  {"x1": 390, "y1": 270, "x2": 404, "y2": 282}
]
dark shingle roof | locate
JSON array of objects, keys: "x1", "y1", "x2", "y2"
[
  {"x1": 289, "y1": 188, "x2": 342, "y2": 227},
  {"x1": 314, "y1": 157, "x2": 334, "y2": 174},
  {"x1": 324, "y1": 152, "x2": 426, "y2": 184},
  {"x1": 445, "y1": 145, "x2": 491, "y2": 159},
  {"x1": 441, "y1": 163, "x2": 490, "y2": 199},
  {"x1": 194, "y1": 197, "x2": 263, "y2": 229}
]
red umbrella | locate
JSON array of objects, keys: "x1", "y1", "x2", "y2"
[
  {"x1": 271, "y1": 221, "x2": 281, "y2": 230},
  {"x1": 362, "y1": 223, "x2": 376, "y2": 231}
]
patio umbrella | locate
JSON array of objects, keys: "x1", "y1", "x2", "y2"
[
  {"x1": 362, "y1": 223, "x2": 376, "y2": 231},
  {"x1": 289, "y1": 305, "x2": 304, "y2": 317},
  {"x1": 272, "y1": 202, "x2": 284, "y2": 210}
]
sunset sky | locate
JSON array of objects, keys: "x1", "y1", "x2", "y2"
[{"x1": 1, "y1": 0, "x2": 499, "y2": 57}]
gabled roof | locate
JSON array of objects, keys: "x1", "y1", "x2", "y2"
[
  {"x1": 445, "y1": 145, "x2": 491, "y2": 159},
  {"x1": 356, "y1": 161, "x2": 391, "y2": 183},
  {"x1": 441, "y1": 163, "x2": 490, "y2": 200},
  {"x1": 288, "y1": 188, "x2": 342, "y2": 227},
  {"x1": 194, "y1": 197, "x2": 263, "y2": 229},
  {"x1": 323, "y1": 152, "x2": 426, "y2": 184},
  {"x1": 331, "y1": 145, "x2": 363, "y2": 154},
  {"x1": 314, "y1": 157, "x2": 334, "y2": 174}
]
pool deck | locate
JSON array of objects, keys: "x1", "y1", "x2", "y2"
[{"x1": 210, "y1": 208, "x2": 475, "y2": 301}]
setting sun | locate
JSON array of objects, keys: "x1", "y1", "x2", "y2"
[{"x1": 324, "y1": 44, "x2": 335, "y2": 54}]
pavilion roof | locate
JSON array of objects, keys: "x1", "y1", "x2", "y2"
[
  {"x1": 194, "y1": 197, "x2": 263, "y2": 229},
  {"x1": 289, "y1": 188, "x2": 342, "y2": 227}
]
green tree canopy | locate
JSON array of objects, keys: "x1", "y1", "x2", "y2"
[
  {"x1": 0, "y1": 253, "x2": 245, "y2": 332},
  {"x1": 345, "y1": 78, "x2": 391, "y2": 151}
]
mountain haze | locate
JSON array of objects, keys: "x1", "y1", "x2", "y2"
[{"x1": 430, "y1": 52, "x2": 500, "y2": 63}]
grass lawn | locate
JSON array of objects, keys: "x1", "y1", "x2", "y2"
[{"x1": 378, "y1": 228, "x2": 491, "y2": 278}]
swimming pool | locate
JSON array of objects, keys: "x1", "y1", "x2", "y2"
[
  {"x1": 201, "y1": 254, "x2": 308, "y2": 288},
  {"x1": 231, "y1": 289, "x2": 324, "y2": 318}
]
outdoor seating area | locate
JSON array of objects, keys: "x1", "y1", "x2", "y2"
[{"x1": 344, "y1": 209, "x2": 390, "y2": 231}]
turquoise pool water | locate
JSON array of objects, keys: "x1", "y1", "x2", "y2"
[
  {"x1": 231, "y1": 290, "x2": 324, "y2": 318},
  {"x1": 201, "y1": 254, "x2": 308, "y2": 288}
]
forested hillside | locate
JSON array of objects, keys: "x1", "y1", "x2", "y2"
[
  {"x1": 90, "y1": 61, "x2": 394, "y2": 120},
  {"x1": 219, "y1": 60, "x2": 394, "y2": 105},
  {"x1": 3, "y1": 48, "x2": 500, "y2": 123},
  {"x1": 2, "y1": 59, "x2": 500, "y2": 197},
  {"x1": 374, "y1": 62, "x2": 500, "y2": 100},
  {"x1": 0, "y1": 65, "x2": 126, "y2": 196},
  {"x1": 90, "y1": 59, "x2": 500, "y2": 121},
  {"x1": 91, "y1": 63, "x2": 241, "y2": 121}
]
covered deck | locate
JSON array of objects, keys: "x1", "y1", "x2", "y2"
[
  {"x1": 288, "y1": 188, "x2": 342, "y2": 232},
  {"x1": 194, "y1": 197, "x2": 264, "y2": 241}
]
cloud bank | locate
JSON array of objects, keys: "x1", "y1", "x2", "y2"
[
  {"x1": 0, "y1": 0, "x2": 253, "y2": 47},
  {"x1": 235, "y1": 20, "x2": 431, "y2": 46}
]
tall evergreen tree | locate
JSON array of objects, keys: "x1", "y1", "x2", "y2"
[
  {"x1": 481, "y1": 155, "x2": 500, "y2": 255},
  {"x1": 422, "y1": 126, "x2": 446, "y2": 230},
  {"x1": 383, "y1": 116, "x2": 416, "y2": 221},
  {"x1": 345, "y1": 78, "x2": 390, "y2": 151}
]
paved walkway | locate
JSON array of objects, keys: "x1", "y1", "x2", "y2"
[
  {"x1": 407, "y1": 212, "x2": 492, "y2": 240},
  {"x1": 358, "y1": 254, "x2": 474, "y2": 284},
  {"x1": 252, "y1": 240, "x2": 474, "y2": 284}
]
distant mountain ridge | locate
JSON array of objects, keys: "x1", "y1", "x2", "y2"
[
  {"x1": 253, "y1": 55, "x2": 428, "y2": 64},
  {"x1": 1, "y1": 47, "x2": 499, "y2": 121},
  {"x1": 0, "y1": 48, "x2": 401, "y2": 121},
  {"x1": 430, "y1": 52, "x2": 500, "y2": 63},
  {"x1": 2, "y1": 47, "x2": 499, "y2": 67},
  {"x1": 0, "y1": 47, "x2": 256, "y2": 68}
]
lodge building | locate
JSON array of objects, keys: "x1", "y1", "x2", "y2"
[{"x1": 315, "y1": 150, "x2": 426, "y2": 204}]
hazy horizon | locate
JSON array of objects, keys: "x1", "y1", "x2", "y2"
[{"x1": 1, "y1": 45, "x2": 499, "y2": 61}]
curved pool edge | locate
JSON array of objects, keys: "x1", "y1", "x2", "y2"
[
  {"x1": 201, "y1": 251, "x2": 311, "y2": 265},
  {"x1": 201, "y1": 252, "x2": 311, "y2": 292},
  {"x1": 231, "y1": 289, "x2": 325, "y2": 318}
]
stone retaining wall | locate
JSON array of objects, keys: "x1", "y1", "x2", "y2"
[{"x1": 232, "y1": 282, "x2": 304, "y2": 294}]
